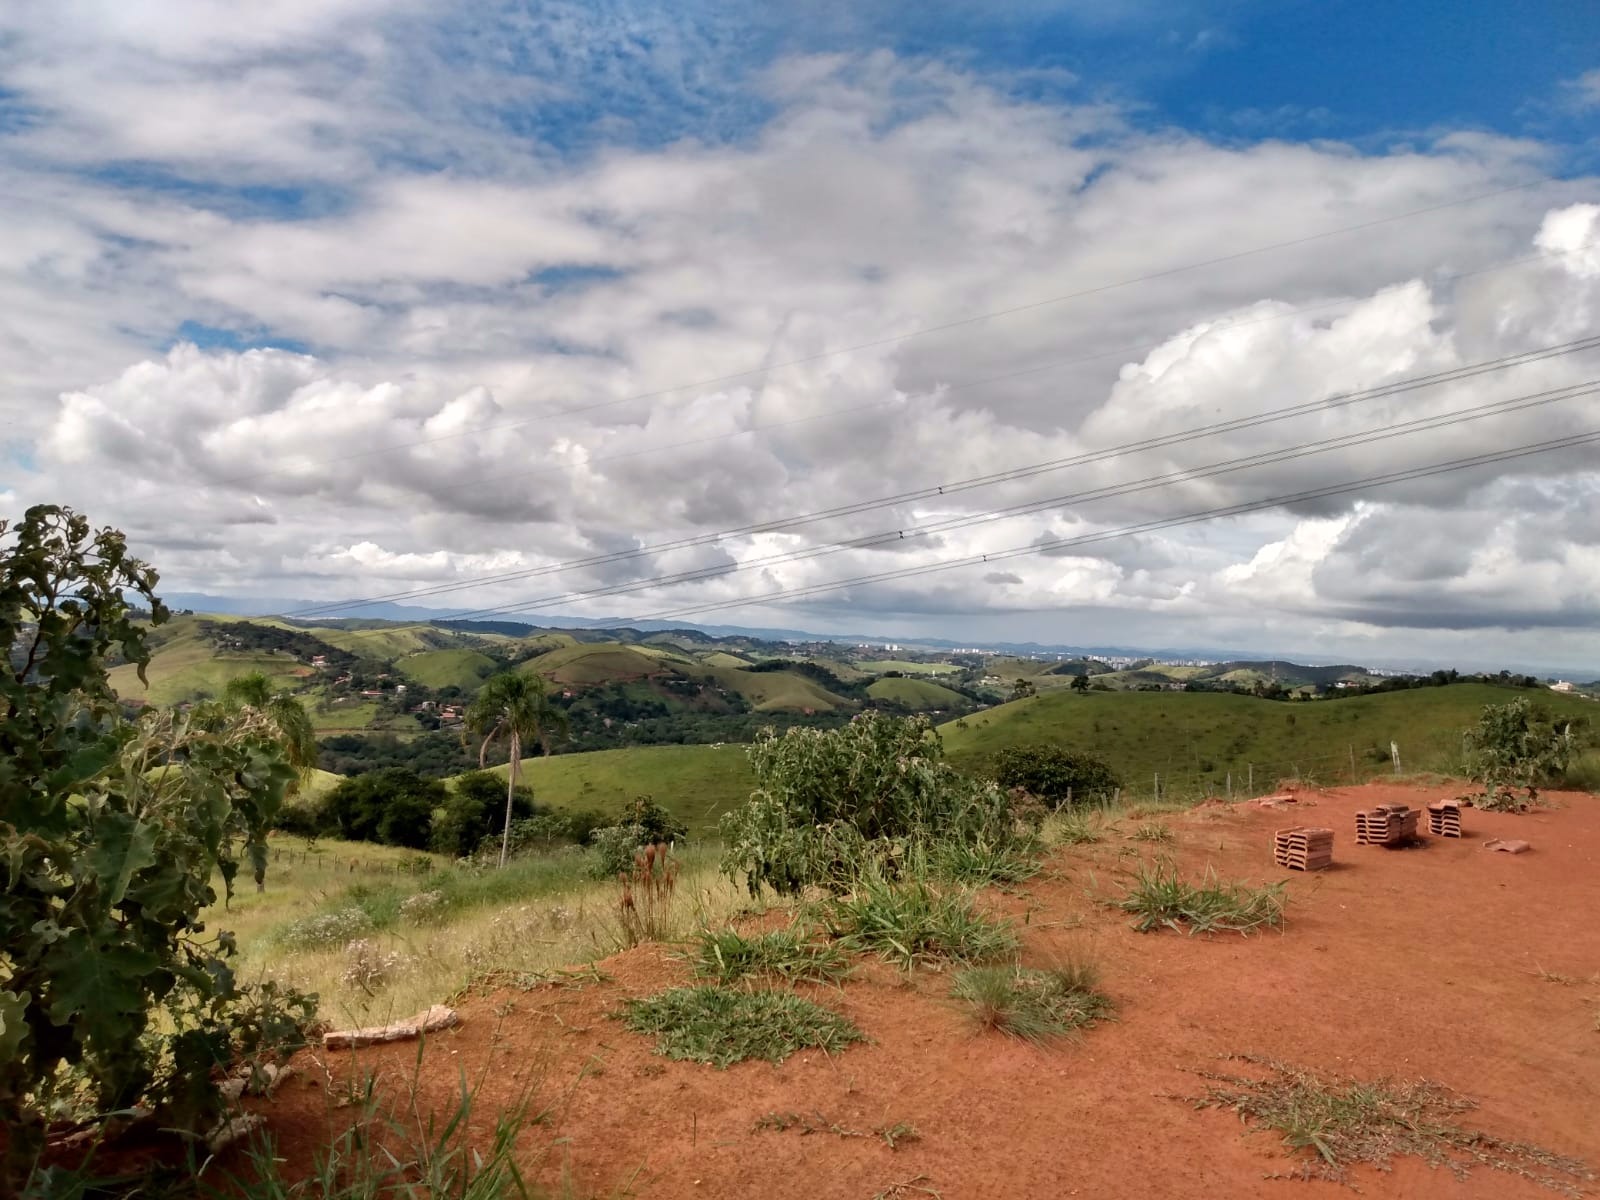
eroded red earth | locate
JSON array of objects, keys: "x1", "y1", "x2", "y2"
[{"x1": 259, "y1": 783, "x2": 1600, "y2": 1198}]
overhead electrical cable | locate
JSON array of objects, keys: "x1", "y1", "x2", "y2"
[{"x1": 286, "y1": 333, "x2": 1600, "y2": 618}]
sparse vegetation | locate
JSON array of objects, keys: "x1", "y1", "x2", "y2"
[
  {"x1": 614, "y1": 842, "x2": 680, "y2": 947},
  {"x1": 823, "y1": 876, "x2": 1018, "y2": 969},
  {"x1": 1117, "y1": 861, "x2": 1286, "y2": 935},
  {"x1": 1128, "y1": 821, "x2": 1176, "y2": 844},
  {"x1": 619, "y1": 987, "x2": 864, "y2": 1067},
  {"x1": 688, "y1": 926, "x2": 853, "y2": 985},
  {"x1": 951, "y1": 962, "x2": 1113, "y2": 1043},
  {"x1": 754, "y1": 1110, "x2": 920, "y2": 1150},
  {"x1": 1190, "y1": 1055, "x2": 1595, "y2": 1195}
]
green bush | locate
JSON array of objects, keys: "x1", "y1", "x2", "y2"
[
  {"x1": 990, "y1": 745, "x2": 1120, "y2": 807},
  {"x1": 325, "y1": 768, "x2": 447, "y2": 848},
  {"x1": 0, "y1": 506, "x2": 315, "y2": 1187},
  {"x1": 720, "y1": 713, "x2": 1032, "y2": 896},
  {"x1": 1462, "y1": 699, "x2": 1580, "y2": 805},
  {"x1": 589, "y1": 822, "x2": 648, "y2": 878},
  {"x1": 430, "y1": 770, "x2": 535, "y2": 858}
]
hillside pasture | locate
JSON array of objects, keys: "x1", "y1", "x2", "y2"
[
  {"x1": 940, "y1": 683, "x2": 1596, "y2": 797},
  {"x1": 521, "y1": 642, "x2": 672, "y2": 684},
  {"x1": 857, "y1": 659, "x2": 962, "y2": 676},
  {"x1": 396, "y1": 647, "x2": 498, "y2": 691},
  {"x1": 867, "y1": 676, "x2": 967, "y2": 710},
  {"x1": 109, "y1": 622, "x2": 310, "y2": 706},
  {"x1": 487, "y1": 742, "x2": 754, "y2": 836}
]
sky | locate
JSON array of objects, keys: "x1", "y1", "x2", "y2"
[{"x1": 2, "y1": 1, "x2": 1600, "y2": 673}]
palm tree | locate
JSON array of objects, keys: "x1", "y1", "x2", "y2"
[
  {"x1": 218, "y1": 671, "x2": 319, "y2": 785},
  {"x1": 465, "y1": 671, "x2": 568, "y2": 867}
]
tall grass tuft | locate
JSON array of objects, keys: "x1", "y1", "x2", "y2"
[
  {"x1": 823, "y1": 876, "x2": 1018, "y2": 969},
  {"x1": 688, "y1": 926, "x2": 852, "y2": 985},
  {"x1": 620, "y1": 987, "x2": 864, "y2": 1068},
  {"x1": 1117, "y1": 860, "x2": 1285, "y2": 936},
  {"x1": 615, "y1": 842, "x2": 679, "y2": 947},
  {"x1": 951, "y1": 961, "x2": 1114, "y2": 1043}
]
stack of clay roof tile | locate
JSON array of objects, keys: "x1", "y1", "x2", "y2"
[
  {"x1": 1272, "y1": 827, "x2": 1334, "y2": 870},
  {"x1": 1427, "y1": 800, "x2": 1463, "y2": 838},
  {"x1": 1354, "y1": 803, "x2": 1419, "y2": 845}
]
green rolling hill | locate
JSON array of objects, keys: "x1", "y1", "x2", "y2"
[
  {"x1": 396, "y1": 647, "x2": 497, "y2": 690},
  {"x1": 487, "y1": 743, "x2": 754, "y2": 836},
  {"x1": 939, "y1": 683, "x2": 1596, "y2": 796},
  {"x1": 867, "y1": 676, "x2": 967, "y2": 710}
]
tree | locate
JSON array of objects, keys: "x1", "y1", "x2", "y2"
[
  {"x1": 464, "y1": 672, "x2": 569, "y2": 867},
  {"x1": 1010, "y1": 677, "x2": 1037, "y2": 701},
  {"x1": 432, "y1": 770, "x2": 536, "y2": 858},
  {"x1": 991, "y1": 745, "x2": 1120, "y2": 807},
  {"x1": 0, "y1": 506, "x2": 313, "y2": 1186},
  {"x1": 1071, "y1": 672, "x2": 1090, "y2": 693},
  {"x1": 324, "y1": 767, "x2": 446, "y2": 848},
  {"x1": 195, "y1": 671, "x2": 319, "y2": 887}
]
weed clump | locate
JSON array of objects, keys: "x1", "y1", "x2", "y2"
[
  {"x1": 952, "y1": 962, "x2": 1113, "y2": 1043},
  {"x1": 1117, "y1": 860, "x2": 1284, "y2": 935},
  {"x1": 1190, "y1": 1055, "x2": 1595, "y2": 1196},
  {"x1": 824, "y1": 876, "x2": 1018, "y2": 969},
  {"x1": 689, "y1": 927, "x2": 852, "y2": 985},
  {"x1": 620, "y1": 987, "x2": 864, "y2": 1067}
]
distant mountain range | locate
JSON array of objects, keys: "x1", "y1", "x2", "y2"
[{"x1": 160, "y1": 592, "x2": 1597, "y2": 680}]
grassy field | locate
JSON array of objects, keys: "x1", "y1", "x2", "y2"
[
  {"x1": 213, "y1": 837, "x2": 752, "y2": 1026},
  {"x1": 397, "y1": 647, "x2": 497, "y2": 690},
  {"x1": 692, "y1": 664, "x2": 851, "y2": 713},
  {"x1": 521, "y1": 642, "x2": 672, "y2": 684},
  {"x1": 109, "y1": 622, "x2": 310, "y2": 706},
  {"x1": 857, "y1": 660, "x2": 962, "y2": 676},
  {"x1": 939, "y1": 683, "x2": 1597, "y2": 797},
  {"x1": 866, "y1": 676, "x2": 967, "y2": 710},
  {"x1": 489, "y1": 742, "x2": 756, "y2": 836}
]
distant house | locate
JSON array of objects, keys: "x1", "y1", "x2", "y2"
[{"x1": 1550, "y1": 681, "x2": 1576, "y2": 693}]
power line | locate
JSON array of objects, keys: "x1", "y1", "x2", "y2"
[
  {"x1": 395, "y1": 379, "x2": 1600, "y2": 625},
  {"x1": 189, "y1": 178, "x2": 1549, "y2": 499},
  {"x1": 285, "y1": 333, "x2": 1600, "y2": 618},
  {"x1": 374, "y1": 243, "x2": 1577, "y2": 515},
  {"x1": 631, "y1": 426, "x2": 1600, "y2": 622}
]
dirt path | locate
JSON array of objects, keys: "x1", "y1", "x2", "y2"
[{"x1": 261, "y1": 783, "x2": 1600, "y2": 1198}]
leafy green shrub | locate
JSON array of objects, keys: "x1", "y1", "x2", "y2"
[
  {"x1": 620, "y1": 794, "x2": 689, "y2": 844},
  {"x1": 925, "y1": 836, "x2": 1040, "y2": 886},
  {"x1": 721, "y1": 713, "x2": 1032, "y2": 896},
  {"x1": 274, "y1": 793, "x2": 332, "y2": 837},
  {"x1": 951, "y1": 962, "x2": 1113, "y2": 1042},
  {"x1": 589, "y1": 823, "x2": 648, "y2": 879},
  {"x1": 823, "y1": 876, "x2": 1018, "y2": 969},
  {"x1": 325, "y1": 768, "x2": 447, "y2": 848},
  {"x1": 991, "y1": 745, "x2": 1121, "y2": 807},
  {"x1": 619, "y1": 987, "x2": 864, "y2": 1067},
  {"x1": 688, "y1": 927, "x2": 852, "y2": 985},
  {"x1": 430, "y1": 770, "x2": 535, "y2": 858},
  {"x1": 1462, "y1": 699, "x2": 1578, "y2": 806},
  {"x1": 0, "y1": 506, "x2": 315, "y2": 1186},
  {"x1": 1117, "y1": 861, "x2": 1285, "y2": 936}
]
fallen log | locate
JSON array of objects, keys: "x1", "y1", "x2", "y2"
[{"x1": 323, "y1": 1004, "x2": 459, "y2": 1050}]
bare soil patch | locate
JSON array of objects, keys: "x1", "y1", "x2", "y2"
[{"x1": 255, "y1": 783, "x2": 1600, "y2": 1198}]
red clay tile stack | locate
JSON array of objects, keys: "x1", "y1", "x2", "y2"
[
  {"x1": 1354, "y1": 803, "x2": 1419, "y2": 845},
  {"x1": 1427, "y1": 800, "x2": 1463, "y2": 838},
  {"x1": 1272, "y1": 826, "x2": 1334, "y2": 870}
]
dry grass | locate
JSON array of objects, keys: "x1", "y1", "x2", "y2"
[
  {"x1": 1190, "y1": 1055, "x2": 1595, "y2": 1197},
  {"x1": 221, "y1": 845, "x2": 753, "y2": 1029}
]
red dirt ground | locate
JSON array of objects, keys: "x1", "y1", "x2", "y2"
[{"x1": 256, "y1": 783, "x2": 1600, "y2": 1199}]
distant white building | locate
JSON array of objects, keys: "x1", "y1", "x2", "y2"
[{"x1": 1551, "y1": 681, "x2": 1576, "y2": 693}]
